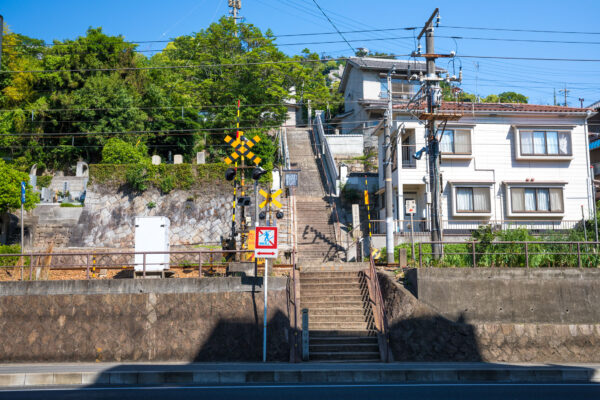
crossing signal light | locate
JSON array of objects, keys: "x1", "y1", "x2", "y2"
[
  {"x1": 276, "y1": 211, "x2": 284, "y2": 220},
  {"x1": 238, "y1": 196, "x2": 251, "y2": 206},
  {"x1": 252, "y1": 166, "x2": 267, "y2": 181},
  {"x1": 225, "y1": 168, "x2": 236, "y2": 181},
  {"x1": 259, "y1": 211, "x2": 266, "y2": 220}
]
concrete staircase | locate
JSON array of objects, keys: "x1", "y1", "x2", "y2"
[
  {"x1": 286, "y1": 128, "x2": 344, "y2": 262},
  {"x1": 299, "y1": 266, "x2": 381, "y2": 362}
]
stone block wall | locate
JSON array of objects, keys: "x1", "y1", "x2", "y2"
[
  {"x1": 28, "y1": 183, "x2": 294, "y2": 256},
  {"x1": 0, "y1": 278, "x2": 291, "y2": 362},
  {"x1": 379, "y1": 272, "x2": 600, "y2": 363}
]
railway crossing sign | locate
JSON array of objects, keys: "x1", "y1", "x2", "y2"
[
  {"x1": 224, "y1": 132, "x2": 262, "y2": 166},
  {"x1": 259, "y1": 189, "x2": 282, "y2": 209},
  {"x1": 255, "y1": 226, "x2": 278, "y2": 259}
]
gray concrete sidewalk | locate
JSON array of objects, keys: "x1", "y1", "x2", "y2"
[{"x1": 0, "y1": 362, "x2": 599, "y2": 387}]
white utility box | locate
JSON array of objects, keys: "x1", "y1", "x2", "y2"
[{"x1": 134, "y1": 216, "x2": 170, "y2": 272}]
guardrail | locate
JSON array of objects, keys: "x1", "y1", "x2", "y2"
[
  {"x1": 367, "y1": 219, "x2": 582, "y2": 235},
  {"x1": 365, "y1": 254, "x2": 390, "y2": 362},
  {"x1": 314, "y1": 111, "x2": 339, "y2": 196},
  {"x1": 0, "y1": 250, "x2": 295, "y2": 281},
  {"x1": 413, "y1": 240, "x2": 600, "y2": 268},
  {"x1": 310, "y1": 112, "x2": 343, "y2": 257}
]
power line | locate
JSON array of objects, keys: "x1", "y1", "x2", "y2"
[
  {"x1": 440, "y1": 25, "x2": 600, "y2": 36},
  {"x1": 310, "y1": 0, "x2": 355, "y2": 53},
  {"x1": 3, "y1": 52, "x2": 600, "y2": 75}
]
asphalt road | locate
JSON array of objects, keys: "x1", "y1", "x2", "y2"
[{"x1": 0, "y1": 383, "x2": 599, "y2": 400}]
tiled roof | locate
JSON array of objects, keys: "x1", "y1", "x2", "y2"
[
  {"x1": 394, "y1": 101, "x2": 590, "y2": 114},
  {"x1": 347, "y1": 57, "x2": 445, "y2": 73}
]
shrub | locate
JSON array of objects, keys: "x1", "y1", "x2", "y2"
[
  {"x1": 125, "y1": 163, "x2": 150, "y2": 192},
  {"x1": 59, "y1": 203, "x2": 83, "y2": 208},
  {"x1": 159, "y1": 175, "x2": 175, "y2": 194},
  {"x1": 102, "y1": 138, "x2": 147, "y2": 164},
  {"x1": 0, "y1": 244, "x2": 23, "y2": 266}
]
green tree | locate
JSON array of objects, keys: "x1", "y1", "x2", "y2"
[
  {"x1": 0, "y1": 160, "x2": 39, "y2": 213},
  {"x1": 498, "y1": 91, "x2": 528, "y2": 104},
  {"x1": 101, "y1": 138, "x2": 147, "y2": 164}
]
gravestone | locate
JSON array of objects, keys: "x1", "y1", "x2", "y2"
[
  {"x1": 151, "y1": 155, "x2": 161, "y2": 165},
  {"x1": 76, "y1": 161, "x2": 89, "y2": 177},
  {"x1": 196, "y1": 151, "x2": 206, "y2": 164},
  {"x1": 173, "y1": 154, "x2": 183, "y2": 164}
]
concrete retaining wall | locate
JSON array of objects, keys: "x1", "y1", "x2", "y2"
[
  {"x1": 0, "y1": 277, "x2": 291, "y2": 363},
  {"x1": 405, "y1": 268, "x2": 600, "y2": 323},
  {"x1": 380, "y1": 272, "x2": 600, "y2": 362}
]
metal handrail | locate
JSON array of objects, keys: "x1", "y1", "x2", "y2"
[
  {"x1": 366, "y1": 254, "x2": 390, "y2": 362},
  {"x1": 314, "y1": 112, "x2": 338, "y2": 195},
  {"x1": 310, "y1": 113, "x2": 343, "y2": 257}
]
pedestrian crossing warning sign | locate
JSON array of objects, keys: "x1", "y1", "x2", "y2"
[{"x1": 255, "y1": 226, "x2": 278, "y2": 259}]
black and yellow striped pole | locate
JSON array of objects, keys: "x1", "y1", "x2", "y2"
[{"x1": 364, "y1": 175, "x2": 373, "y2": 259}]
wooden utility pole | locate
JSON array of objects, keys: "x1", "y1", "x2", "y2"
[{"x1": 413, "y1": 9, "x2": 461, "y2": 259}]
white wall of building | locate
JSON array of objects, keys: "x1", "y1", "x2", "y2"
[{"x1": 377, "y1": 113, "x2": 591, "y2": 232}]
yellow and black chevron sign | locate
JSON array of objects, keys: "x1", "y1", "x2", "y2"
[{"x1": 224, "y1": 132, "x2": 262, "y2": 166}]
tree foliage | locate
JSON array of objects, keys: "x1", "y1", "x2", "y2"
[
  {"x1": 0, "y1": 18, "x2": 340, "y2": 172},
  {"x1": 0, "y1": 160, "x2": 39, "y2": 213},
  {"x1": 101, "y1": 138, "x2": 147, "y2": 164}
]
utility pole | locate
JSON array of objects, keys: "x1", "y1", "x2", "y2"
[
  {"x1": 553, "y1": 89, "x2": 557, "y2": 106},
  {"x1": 384, "y1": 66, "x2": 396, "y2": 264},
  {"x1": 579, "y1": 98, "x2": 585, "y2": 108},
  {"x1": 559, "y1": 84, "x2": 570, "y2": 107},
  {"x1": 413, "y1": 9, "x2": 461, "y2": 259},
  {"x1": 228, "y1": 0, "x2": 242, "y2": 36}
]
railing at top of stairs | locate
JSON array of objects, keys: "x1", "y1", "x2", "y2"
[
  {"x1": 309, "y1": 112, "x2": 343, "y2": 258},
  {"x1": 366, "y1": 255, "x2": 391, "y2": 362},
  {"x1": 313, "y1": 111, "x2": 339, "y2": 196}
]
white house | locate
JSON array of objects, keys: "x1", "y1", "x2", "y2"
[
  {"x1": 374, "y1": 102, "x2": 594, "y2": 240},
  {"x1": 334, "y1": 57, "x2": 445, "y2": 151}
]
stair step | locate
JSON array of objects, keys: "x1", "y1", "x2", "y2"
[
  {"x1": 310, "y1": 330, "x2": 376, "y2": 337},
  {"x1": 300, "y1": 281, "x2": 362, "y2": 288},
  {"x1": 301, "y1": 301, "x2": 365, "y2": 308},
  {"x1": 302, "y1": 290, "x2": 365, "y2": 297},
  {"x1": 302, "y1": 295, "x2": 366, "y2": 303},
  {"x1": 309, "y1": 351, "x2": 381, "y2": 361},
  {"x1": 305, "y1": 308, "x2": 366, "y2": 316},
  {"x1": 309, "y1": 316, "x2": 371, "y2": 324},
  {"x1": 309, "y1": 343, "x2": 380, "y2": 353},
  {"x1": 310, "y1": 336, "x2": 379, "y2": 344},
  {"x1": 309, "y1": 322, "x2": 372, "y2": 330}
]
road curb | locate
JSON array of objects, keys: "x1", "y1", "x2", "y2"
[{"x1": 0, "y1": 366, "x2": 599, "y2": 387}]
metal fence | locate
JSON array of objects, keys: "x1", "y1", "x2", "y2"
[
  {"x1": 411, "y1": 241, "x2": 600, "y2": 268},
  {"x1": 368, "y1": 219, "x2": 582, "y2": 236},
  {"x1": 0, "y1": 250, "x2": 293, "y2": 281}
]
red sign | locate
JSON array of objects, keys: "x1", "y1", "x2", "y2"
[{"x1": 255, "y1": 227, "x2": 278, "y2": 259}]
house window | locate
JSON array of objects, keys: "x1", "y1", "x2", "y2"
[
  {"x1": 520, "y1": 130, "x2": 571, "y2": 156},
  {"x1": 401, "y1": 137, "x2": 416, "y2": 168},
  {"x1": 455, "y1": 187, "x2": 491, "y2": 213},
  {"x1": 440, "y1": 129, "x2": 471, "y2": 155},
  {"x1": 510, "y1": 187, "x2": 563, "y2": 213},
  {"x1": 380, "y1": 78, "x2": 417, "y2": 99}
]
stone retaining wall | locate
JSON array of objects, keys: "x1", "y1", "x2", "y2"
[
  {"x1": 379, "y1": 273, "x2": 600, "y2": 362},
  {"x1": 0, "y1": 277, "x2": 291, "y2": 362}
]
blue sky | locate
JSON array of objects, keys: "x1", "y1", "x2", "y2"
[{"x1": 2, "y1": 0, "x2": 599, "y2": 105}]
